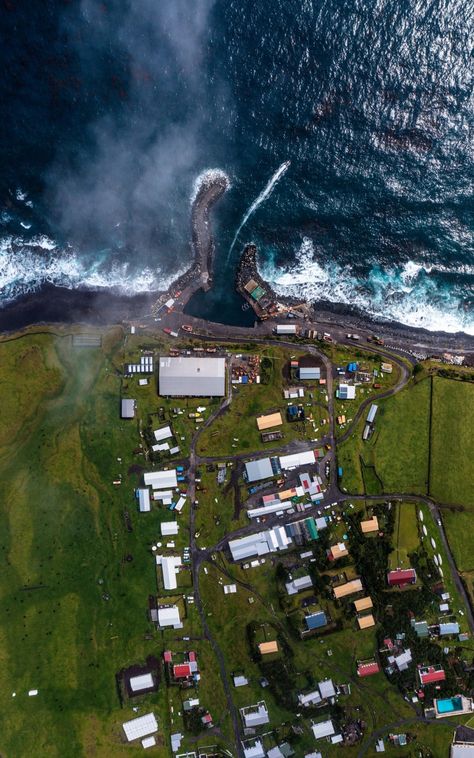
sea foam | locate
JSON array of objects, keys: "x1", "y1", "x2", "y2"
[{"x1": 261, "y1": 237, "x2": 474, "y2": 335}]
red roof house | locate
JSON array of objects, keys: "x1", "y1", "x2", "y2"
[
  {"x1": 163, "y1": 650, "x2": 173, "y2": 663},
  {"x1": 387, "y1": 568, "x2": 417, "y2": 587},
  {"x1": 188, "y1": 651, "x2": 196, "y2": 662},
  {"x1": 357, "y1": 661, "x2": 380, "y2": 677},
  {"x1": 173, "y1": 663, "x2": 191, "y2": 679},
  {"x1": 418, "y1": 666, "x2": 446, "y2": 686}
]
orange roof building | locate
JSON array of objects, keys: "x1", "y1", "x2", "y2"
[
  {"x1": 256, "y1": 412, "x2": 283, "y2": 431},
  {"x1": 258, "y1": 641, "x2": 279, "y2": 655},
  {"x1": 361, "y1": 516, "x2": 379, "y2": 534},
  {"x1": 333, "y1": 579, "x2": 363, "y2": 599},
  {"x1": 329, "y1": 542, "x2": 349, "y2": 561},
  {"x1": 354, "y1": 596, "x2": 373, "y2": 612},
  {"x1": 357, "y1": 614, "x2": 375, "y2": 630}
]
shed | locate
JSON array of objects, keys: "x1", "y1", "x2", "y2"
[
  {"x1": 129, "y1": 673, "x2": 155, "y2": 693},
  {"x1": 121, "y1": 399, "x2": 136, "y2": 419},
  {"x1": 137, "y1": 488, "x2": 151, "y2": 513},
  {"x1": 161, "y1": 521, "x2": 179, "y2": 536},
  {"x1": 258, "y1": 641, "x2": 279, "y2": 655},
  {"x1": 157, "y1": 606, "x2": 181, "y2": 629},
  {"x1": 334, "y1": 579, "x2": 363, "y2": 599},
  {"x1": 357, "y1": 614, "x2": 375, "y2": 629},
  {"x1": 354, "y1": 596, "x2": 373, "y2": 612}
]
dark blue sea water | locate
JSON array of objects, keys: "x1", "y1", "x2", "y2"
[{"x1": 0, "y1": 0, "x2": 473, "y2": 333}]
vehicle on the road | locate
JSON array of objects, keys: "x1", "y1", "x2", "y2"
[
  {"x1": 367, "y1": 334, "x2": 385, "y2": 345},
  {"x1": 182, "y1": 324, "x2": 193, "y2": 333},
  {"x1": 373, "y1": 383, "x2": 382, "y2": 389},
  {"x1": 346, "y1": 333, "x2": 361, "y2": 340}
]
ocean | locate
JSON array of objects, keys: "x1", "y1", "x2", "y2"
[{"x1": 0, "y1": 0, "x2": 473, "y2": 333}]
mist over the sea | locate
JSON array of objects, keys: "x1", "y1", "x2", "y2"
[{"x1": 0, "y1": 0, "x2": 473, "y2": 333}]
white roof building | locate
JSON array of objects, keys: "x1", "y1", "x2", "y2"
[
  {"x1": 243, "y1": 741, "x2": 265, "y2": 758},
  {"x1": 298, "y1": 690, "x2": 322, "y2": 707},
  {"x1": 318, "y1": 679, "x2": 336, "y2": 699},
  {"x1": 129, "y1": 673, "x2": 154, "y2": 692},
  {"x1": 247, "y1": 502, "x2": 293, "y2": 519},
  {"x1": 234, "y1": 675, "x2": 249, "y2": 687},
  {"x1": 159, "y1": 356, "x2": 226, "y2": 397},
  {"x1": 137, "y1": 488, "x2": 151, "y2": 513},
  {"x1": 241, "y1": 702, "x2": 270, "y2": 728},
  {"x1": 156, "y1": 556, "x2": 181, "y2": 590},
  {"x1": 161, "y1": 521, "x2": 179, "y2": 536},
  {"x1": 157, "y1": 605, "x2": 181, "y2": 629},
  {"x1": 312, "y1": 719, "x2": 336, "y2": 740},
  {"x1": 338, "y1": 383, "x2": 356, "y2": 400},
  {"x1": 122, "y1": 713, "x2": 158, "y2": 742},
  {"x1": 279, "y1": 450, "x2": 316, "y2": 470},
  {"x1": 154, "y1": 426, "x2": 173, "y2": 442},
  {"x1": 285, "y1": 575, "x2": 313, "y2": 595},
  {"x1": 144, "y1": 470, "x2": 177, "y2": 489}
]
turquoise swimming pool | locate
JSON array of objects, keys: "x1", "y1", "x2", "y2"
[{"x1": 436, "y1": 696, "x2": 462, "y2": 714}]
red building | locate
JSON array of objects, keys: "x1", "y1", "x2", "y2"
[
  {"x1": 357, "y1": 661, "x2": 380, "y2": 677},
  {"x1": 387, "y1": 568, "x2": 417, "y2": 587},
  {"x1": 418, "y1": 666, "x2": 446, "y2": 686}
]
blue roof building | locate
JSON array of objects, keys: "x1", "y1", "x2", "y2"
[{"x1": 306, "y1": 611, "x2": 328, "y2": 630}]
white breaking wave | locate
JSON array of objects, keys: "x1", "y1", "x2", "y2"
[
  {"x1": 227, "y1": 160, "x2": 291, "y2": 262},
  {"x1": 261, "y1": 237, "x2": 474, "y2": 335},
  {"x1": 0, "y1": 235, "x2": 184, "y2": 305},
  {"x1": 190, "y1": 169, "x2": 231, "y2": 205}
]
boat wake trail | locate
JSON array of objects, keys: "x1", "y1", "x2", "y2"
[{"x1": 226, "y1": 161, "x2": 290, "y2": 262}]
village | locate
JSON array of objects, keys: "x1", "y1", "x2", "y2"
[{"x1": 110, "y1": 324, "x2": 474, "y2": 758}]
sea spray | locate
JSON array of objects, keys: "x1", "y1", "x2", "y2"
[{"x1": 226, "y1": 161, "x2": 290, "y2": 262}]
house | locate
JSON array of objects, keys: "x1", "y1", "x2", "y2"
[
  {"x1": 223, "y1": 584, "x2": 237, "y2": 594},
  {"x1": 412, "y1": 620, "x2": 429, "y2": 638},
  {"x1": 357, "y1": 661, "x2": 380, "y2": 677},
  {"x1": 354, "y1": 596, "x2": 373, "y2": 613},
  {"x1": 240, "y1": 702, "x2": 270, "y2": 728},
  {"x1": 337, "y1": 384, "x2": 356, "y2": 400},
  {"x1": 305, "y1": 611, "x2": 328, "y2": 630},
  {"x1": 418, "y1": 665, "x2": 446, "y2": 686},
  {"x1": 245, "y1": 458, "x2": 274, "y2": 483},
  {"x1": 381, "y1": 362, "x2": 393, "y2": 373},
  {"x1": 122, "y1": 713, "x2": 158, "y2": 742},
  {"x1": 144, "y1": 469, "x2": 178, "y2": 490},
  {"x1": 159, "y1": 356, "x2": 226, "y2": 397},
  {"x1": 183, "y1": 698, "x2": 200, "y2": 711},
  {"x1": 243, "y1": 740, "x2": 265, "y2": 758},
  {"x1": 285, "y1": 575, "x2": 313, "y2": 595},
  {"x1": 312, "y1": 719, "x2": 336, "y2": 740},
  {"x1": 440, "y1": 622, "x2": 460, "y2": 636},
  {"x1": 121, "y1": 398, "x2": 136, "y2": 418},
  {"x1": 137, "y1": 488, "x2": 151, "y2": 513},
  {"x1": 161, "y1": 521, "x2": 179, "y2": 536},
  {"x1": 387, "y1": 568, "x2": 417, "y2": 587},
  {"x1": 333, "y1": 578, "x2": 363, "y2": 599},
  {"x1": 328, "y1": 542, "x2": 349, "y2": 561},
  {"x1": 358, "y1": 614, "x2": 375, "y2": 630},
  {"x1": 361, "y1": 516, "x2": 379, "y2": 534},
  {"x1": 388, "y1": 649, "x2": 413, "y2": 672},
  {"x1": 258, "y1": 641, "x2": 278, "y2": 655},
  {"x1": 156, "y1": 555, "x2": 181, "y2": 591},
  {"x1": 318, "y1": 679, "x2": 336, "y2": 700},
  {"x1": 298, "y1": 690, "x2": 322, "y2": 707},
  {"x1": 157, "y1": 605, "x2": 181, "y2": 629},
  {"x1": 256, "y1": 412, "x2": 282, "y2": 431}
]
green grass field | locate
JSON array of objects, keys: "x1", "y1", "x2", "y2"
[
  {"x1": 389, "y1": 503, "x2": 419, "y2": 569},
  {"x1": 430, "y1": 377, "x2": 474, "y2": 573},
  {"x1": 338, "y1": 377, "x2": 431, "y2": 495},
  {"x1": 0, "y1": 329, "x2": 230, "y2": 758}
]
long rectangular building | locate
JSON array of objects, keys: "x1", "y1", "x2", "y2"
[{"x1": 159, "y1": 356, "x2": 225, "y2": 397}]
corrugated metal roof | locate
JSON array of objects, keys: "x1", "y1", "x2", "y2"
[
  {"x1": 123, "y1": 713, "x2": 158, "y2": 742},
  {"x1": 245, "y1": 458, "x2": 274, "y2": 482},
  {"x1": 159, "y1": 356, "x2": 225, "y2": 396}
]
